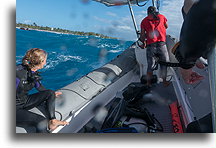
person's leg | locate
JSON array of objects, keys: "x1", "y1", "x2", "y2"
[
  {"x1": 146, "y1": 46, "x2": 156, "y2": 86},
  {"x1": 23, "y1": 90, "x2": 68, "y2": 131},
  {"x1": 24, "y1": 90, "x2": 56, "y2": 120},
  {"x1": 158, "y1": 44, "x2": 170, "y2": 86},
  {"x1": 16, "y1": 108, "x2": 48, "y2": 133}
]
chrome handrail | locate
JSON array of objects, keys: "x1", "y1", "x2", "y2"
[{"x1": 208, "y1": 46, "x2": 216, "y2": 132}]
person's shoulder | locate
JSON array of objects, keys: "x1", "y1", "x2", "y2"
[
  {"x1": 16, "y1": 64, "x2": 24, "y2": 71},
  {"x1": 16, "y1": 64, "x2": 28, "y2": 78},
  {"x1": 158, "y1": 14, "x2": 166, "y2": 19},
  {"x1": 16, "y1": 64, "x2": 27, "y2": 73},
  {"x1": 158, "y1": 14, "x2": 167, "y2": 21},
  {"x1": 158, "y1": 14, "x2": 164, "y2": 17},
  {"x1": 142, "y1": 16, "x2": 148, "y2": 23}
]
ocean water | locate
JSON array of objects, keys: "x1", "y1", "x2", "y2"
[{"x1": 16, "y1": 29, "x2": 133, "y2": 91}]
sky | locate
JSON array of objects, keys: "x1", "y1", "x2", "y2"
[{"x1": 16, "y1": 0, "x2": 184, "y2": 41}]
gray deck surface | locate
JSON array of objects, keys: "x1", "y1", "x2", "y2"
[
  {"x1": 140, "y1": 82, "x2": 177, "y2": 133},
  {"x1": 175, "y1": 66, "x2": 212, "y2": 119},
  {"x1": 80, "y1": 82, "x2": 178, "y2": 133}
]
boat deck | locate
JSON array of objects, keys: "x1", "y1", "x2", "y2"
[
  {"x1": 79, "y1": 79, "x2": 178, "y2": 133},
  {"x1": 143, "y1": 82, "x2": 177, "y2": 133}
]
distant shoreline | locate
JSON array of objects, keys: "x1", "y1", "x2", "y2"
[
  {"x1": 16, "y1": 27, "x2": 71, "y2": 35},
  {"x1": 16, "y1": 23, "x2": 117, "y2": 39}
]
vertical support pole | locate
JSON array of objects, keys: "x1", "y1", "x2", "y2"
[
  {"x1": 152, "y1": 0, "x2": 155, "y2": 7},
  {"x1": 156, "y1": 0, "x2": 160, "y2": 11},
  {"x1": 127, "y1": 0, "x2": 139, "y2": 38},
  {"x1": 207, "y1": 47, "x2": 216, "y2": 132}
]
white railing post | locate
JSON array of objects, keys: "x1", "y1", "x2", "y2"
[
  {"x1": 127, "y1": 0, "x2": 139, "y2": 38},
  {"x1": 208, "y1": 47, "x2": 216, "y2": 132}
]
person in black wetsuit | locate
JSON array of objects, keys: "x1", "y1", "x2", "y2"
[
  {"x1": 16, "y1": 48, "x2": 68, "y2": 133},
  {"x1": 174, "y1": 0, "x2": 216, "y2": 84},
  {"x1": 174, "y1": 0, "x2": 215, "y2": 132}
]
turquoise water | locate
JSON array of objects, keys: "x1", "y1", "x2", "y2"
[{"x1": 16, "y1": 29, "x2": 133, "y2": 90}]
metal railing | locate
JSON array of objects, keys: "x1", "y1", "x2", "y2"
[{"x1": 208, "y1": 47, "x2": 216, "y2": 132}]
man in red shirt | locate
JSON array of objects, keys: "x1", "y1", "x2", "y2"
[{"x1": 139, "y1": 6, "x2": 170, "y2": 86}]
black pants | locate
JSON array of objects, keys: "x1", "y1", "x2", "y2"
[{"x1": 16, "y1": 90, "x2": 56, "y2": 133}]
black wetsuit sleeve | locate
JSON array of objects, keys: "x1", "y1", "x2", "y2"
[
  {"x1": 35, "y1": 81, "x2": 47, "y2": 91},
  {"x1": 175, "y1": 0, "x2": 216, "y2": 69}
]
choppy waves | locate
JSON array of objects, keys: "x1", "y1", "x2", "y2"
[
  {"x1": 44, "y1": 54, "x2": 84, "y2": 70},
  {"x1": 16, "y1": 29, "x2": 133, "y2": 90},
  {"x1": 108, "y1": 49, "x2": 123, "y2": 53}
]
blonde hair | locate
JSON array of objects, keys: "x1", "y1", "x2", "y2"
[{"x1": 22, "y1": 48, "x2": 47, "y2": 69}]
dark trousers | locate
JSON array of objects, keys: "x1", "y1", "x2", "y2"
[{"x1": 16, "y1": 90, "x2": 56, "y2": 133}]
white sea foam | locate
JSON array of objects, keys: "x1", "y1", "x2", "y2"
[
  {"x1": 108, "y1": 49, "x2": 122, "y2": 53},
  {"x1": 16, "y1": 52, "x2": 84, "y2": 70},
  {"x1": 58, "y1": 55, "x2": 82, "y2": 61},
  {"x1": 44, "y1": 54, "x2": 84, "y2": 69},
  {"x1": 16, "y1": 59, "x2": 22, "y2": 63},
  {"x1": 97, "y1": 43, "x2": 109, "y2": 48},
  {"x1": 77, "y1": 36, "x2": 89, "y2": 39},
  {"x1": 97, "y1": 43, "x2": 120, "y2": 49},
  {"x1": 16, "y1": 56, "x2": 23, "y2": 64}
]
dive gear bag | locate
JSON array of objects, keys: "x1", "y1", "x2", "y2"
[{"x1": 100, "y1": 82, "x2": 163, "y2": 133}]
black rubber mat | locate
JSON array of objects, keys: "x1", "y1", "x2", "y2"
[{"x1": 140, "y1": 83, "x2": 178, "y2": 133}]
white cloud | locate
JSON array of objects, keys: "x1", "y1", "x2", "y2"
[
  {"x1": 160, "y1": 0, "x2": 184, "y2": 39},
  {"x1": 93, "y1": 0, "x2": 184, "y2": 41},
  {"x1": 116, "y1": 25, "x2": 133, "y2": 31},
  {"x1": 138, "y1": 10, "x2": 147, "y2": 15},
  {"x1": 23, "y1": 20, "x2": 32, "y2": 24},
  {"x1": 94, "y1": 14, "x2": 137, "y2": 40},
  {"x1": 106, "y1": 11, "x2": 117, "y2": 17},
  {"x1": 93, "y1": 16, "x2": 112, "y2": 24}
]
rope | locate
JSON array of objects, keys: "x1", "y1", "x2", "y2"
[
  {"x1": 157, "y1": 60, "x2": 194, "y2": 69},
  {"x1": 55, "y1": 111, "x2": 63, "y2": 121},
  {"x1": 158, "y1": 61, "x2": 182, "y2": 67}
]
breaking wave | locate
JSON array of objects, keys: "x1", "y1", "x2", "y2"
[{"x1": 16, "y1": 28, "x2": 133, "y2": 90}]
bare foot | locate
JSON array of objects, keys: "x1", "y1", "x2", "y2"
[{"x1": 48, "y1": 119, "x2": 69, "y2": 131}]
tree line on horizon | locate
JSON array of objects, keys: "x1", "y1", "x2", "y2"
[{"x1": 16, "y1": 22, "x2": 117, "y2": 39}]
